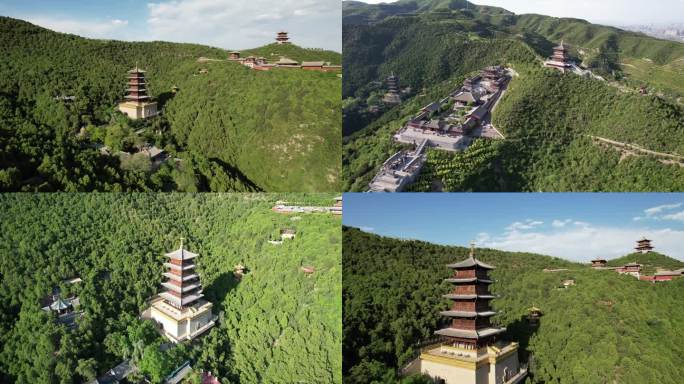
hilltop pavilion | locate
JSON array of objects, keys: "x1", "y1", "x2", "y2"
[
  {"x1": 635, "y1": 237, "x2": 654, "y2": 253},
  {"x1": 418, "y1": 244, "x2": 527, "y2": 384},
  {"x1": 276, "y1": 31, "x2": 290, "y2": 44},
  {"x1": 118, "y1": 66, "x2": 158, "y2": 120},
  {"x1": 147, "y1": 239, "x2": 216, "y2": 343}
]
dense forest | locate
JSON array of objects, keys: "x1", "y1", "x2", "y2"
[
  {"x1": 0, "y1": 194, "x2": 342, "y2": 383},
  {"x1": 343, "y1": 227, "x2": 684, "y2": 384},
  {"x1": 342, "y1": 0, "x2": 684, "y2": 192},
  {"x1": 0, "y1": 17, "x2": 341, "y2": 192}
]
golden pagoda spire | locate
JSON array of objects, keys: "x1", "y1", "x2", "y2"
[
  {"x1": 469, "y1": 241, "x2": 475, "y2": 258},
  {"x1": 180, "y1": 236, "x2": 185, "y2": 249}
]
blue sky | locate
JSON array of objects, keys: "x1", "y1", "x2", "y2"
[
  {"x1": 343, "y1": 193, "x2": 684, "y2": 261},
  {"x1": 0, "y1": 0, "x2": 341, "y2": 51},
  {"x1": 356, "y1": 0, "x2": 684, "y2": 26}
]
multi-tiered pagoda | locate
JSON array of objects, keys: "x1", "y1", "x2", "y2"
[
  {"x1": 635, "y1": 237, "x2": 654, "y2": 253},
  {"x1": 418, "y1": 244, "x2": 527, "y2": 384},
  {"x1": 147, "y1": 239, "x2": 216, "y2": 343},
  {"x1": 118, "y1": 66, "x2": 158, "y2": 120},
  {"x1": 382, "y1": 73, "x2": 402, "y2": 105},
  {"x1": 544, "y1": 41, "x2": 573, "y2": 73},
  {"x1": 276, "y1": 31, "x2": 290, "y2": 44}
]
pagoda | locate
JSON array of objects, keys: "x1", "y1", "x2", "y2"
[
  {"x1": 635, "y1": 237, "x2": 654, "y2": 253},
  {"x1": 591, "y1": 258, "x2": 607, "y2": 268},
  {"x1": 276, "y1": 31, "x2": 290, "y2": 44},
  {"x1": 147, "y1": 239, "x2": 216, "y2": 343},
  {"x1": 382, "y1": 73, "x2": 402, "y2": 105},
  {"x1": 543, "y1": 41, "x2": 573, "y2": 73},
  {"x1": 118, "y1": 66, "x2": 158, "y2": 119},
  {"x1": 418, "y1": 244, "x2": 527, "y2": 384}
]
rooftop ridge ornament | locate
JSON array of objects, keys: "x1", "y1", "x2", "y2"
[{"x1": 469, "y1": 241, "x2": 475, "y2": 259}]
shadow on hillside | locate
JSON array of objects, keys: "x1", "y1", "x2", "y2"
[
  {"x1": 209, "y1": 157, "x2": 264, "y2": 192},
  {"x1": 521, "y1": 32, "x2": 555, "y2": 57},
  {"x1": 505, "y1": 315, "x2": 539, "y2": 366},
  {"x1": 204, "y1": 272, "x2": 241, "y2": 312},
  {"x1": 156, "y1": 91, "x2": 176, "y2": 110}
]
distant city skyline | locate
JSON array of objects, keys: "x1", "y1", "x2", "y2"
[
  {"x1": 355, "y1": 0, "x2": 684, "y2": 26},
  {"x1": 342, "y1": 193, "x2": 684, "y2": 262},
  {"x1": 0, "y1": 0, "x2": 341, "y2": 51}
]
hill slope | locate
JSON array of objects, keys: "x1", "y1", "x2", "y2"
[
  {"x1": 0, "y1": 17, "x2": 341, "y2": 192},
  {"x1": 343, "y1": 227, "x2": 684, "y2": 384},
  {"x1": 0, "y1": 194, "x2": 341, "y2": 383},
  {"x1": 606, "y1": 252, "x2": 684, "y2": 275},
  {"x1": 342, "y1": 0, "x2": 684, "y2": 192}
]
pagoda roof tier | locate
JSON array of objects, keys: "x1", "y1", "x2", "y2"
[
  {"x1": 165, "y1": 247, "x2": 199, "y2": 260},
  {"x1": 163, "y1": 272, "x2": 199, "y2": 282},
  {"x1": 443, "y1": 294, "x2": 495, "y2": 300},
  {"x1": 159, "y1": 291, "x2": 203, "y2": 307},
  {"x1": 163, "y1": 262, "x2": 196, "y2": 271},
  {"x1": 444, "y1": 277, "x2": 493, "y2": 284},
  {"x1": 447, "y1": 255, "x2": 495, "y2": 270},
  {"x1": 128, "y1": 68, "x2": 146, "y2": 73},
  {"x1": 125, "y1": 95, "x2": 151, "y2": 100},
  {"x1": 161, "y1": 281, "x2": 201, "y2": 293},
  {"x1": 439, "y1": 310, "x2": 497, "y2": 318},
  {"x1": 434, "y1": 326, "x2": 506, "y2": 339}
]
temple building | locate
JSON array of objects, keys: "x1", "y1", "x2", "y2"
[
  {"x1": 635, "y1": 237, "x2": 654, "y2": 253},
  {"x1": 591, "y1": 258, "x2": 607, "y2": 268},
  {"x1": 616, "y1": 262, "x2": 642, "y2": 278},
  {"x1": 118, "y1": 66, "x2": 158, "y2": 120},
  {"x1": 418, "y1": 244, "x2": 527, "y2": 384},
  {"x1": 147, "y1": 240, "x2": 217, "y2": 343},
  {"x1": 382, "y1": 73, "x2": 402, "y2": 105},
  {"x1": 543, "y1": 41, "x2": 573, "y2": 73},
  {"x1": 276, "y1": 31, "x2": 290, "y2": 44},
  {"x1": 228, "y1": 51, "x2": 241, "y2": 60}
]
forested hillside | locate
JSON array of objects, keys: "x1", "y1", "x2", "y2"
[
  {"x1": 0, "y1": 194, "x2": 342, "y2": 383},
  {"x1": 0, "y1": 17, "x2": 341, "y2": 192},
  {"x1": 342, "y1": 0, "x2": 684, "y2": 192},
  {"x1": 343, "y1": 227, "x2": 684, "y2": 384},
  {"x1": 606, "y1": 252, "x2": 684, "y2": 275}
]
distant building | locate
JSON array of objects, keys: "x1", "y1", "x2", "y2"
[
  {"x1": 544, "y1": 41, "x2": 573, "y2": 73},
  {"x1": 561, "y1": 279, "x2": 575, "y2": 288},
  {"x1": 146, "y1": 239, "x2": 217, "y2": 343},
  {"x1": 640, "y1": 269, "x2": 684, "y2": 282},
  {"x1": 274, "y1": 57, "x2": 300, "y2": 68},
  {"x1": 228, "y1": 51, "x2": 241, "y2": 60},
  {"x1": 635, "y1": 237, "x2": 654, "y2": 253},
  {"x1": 527, "y1": 306, "x2": 543, "y2": 324},
  {"x1": 616, "y1": 262, "x2": 642, "y2": 278},
  {"x1": 416, "y1": 244, "x2": 527, "y2": 384},
  {"x1": 276, "y1": 31, "x2": 290, "y2": 44},
  {"x1": 591, "y1": 259, "x2": 607, "y2": 268},
  {"x1": 118, "y1": 66, "x2": 158, "y2": 120}
]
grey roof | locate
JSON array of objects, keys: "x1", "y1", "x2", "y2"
[
  {"x1": 453, "y1": 92, "x2": 478, "y2": 103},
  {"x1": 446, "y1": 256, "x2": 495, "y2": 270},
  {"x1": 159, "y1": 291, "x2": 204, "y2": 307},
  {"x1": 50, "y1": 297, "x2": 71, "y2": 311},
  {"x1": 301, "y1": 61, "x2": 326, "y2": 66},
  {"x1": 276, "y1": 57, "x2": 299, "y2": 65},
  {"x1": 654, "y1": 270, "x2": 684, "y2": 276},
  {"x1": 444, "y1": 277, "x2": 493, "y2": 284},
  {"x1": 439, "y1": 310, "x2": 497, "y2": 317},
  {"x1": 443, "y1": 294, "x2": 495, "y2": 300},
  {"x1": 165, "y1": 247, "x2": 198, "y2": 260},
  {"x1": 434, "y1": 326, "x2": 506, "y2": 339}
]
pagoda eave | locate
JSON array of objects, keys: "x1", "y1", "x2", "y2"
[
  {"x1": 443, "y1": 294, "x2": 495, "y2": 300},
  {"x1": 435, "y1": 326, "x2": 506, "y2": 339},
  {"x1": 439, "y1": 310, "x2": 497, "y2": 318},
  {"x1": 444, "y1": 277, "x2": 493, "y2": 284}
]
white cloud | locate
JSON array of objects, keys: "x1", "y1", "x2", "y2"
[
  {"x1": 25, "y1": 16, "x2": 130, "y2": 38},
  {"x1": 146, "y1": 0, "x2": 341, "y2": 51},
  {"x1": 634, "y1": 203, "x2": 684, "y2": 221},
  {"x1": 360, "y1": 226, "x2": 375, "y2": 232},
  {"x1": 552, "y1": 219, "x2": 572, "y2": 228},
  {"x1": 478, "y1": 223, "x2": 684, "y2": 262},
  {"x1": 505, "y1": 219, "x2": 543, "y2": 231}
]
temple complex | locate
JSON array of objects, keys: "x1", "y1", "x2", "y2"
[
  {"x1": 118, "y1": 66, "x2": 158, "y2": 120},
  {"x1": 635, "y1": 237, "x2": 654, "y2": 253},
  {"x1": 543, "y1": 41, "x2": 573, "y2": 73},
  {"x1": 276, "y1": 31, "x2": 290, "y2": 44},
  {"x1": 147, "y1": 240, "x2": 217, "y2": 343},
  {"x1": 382, "y1": 73, "x2": 402, "y2": 105},
  {"x1": 418, "y1": 244, "x2": 527, "y2": 384}
]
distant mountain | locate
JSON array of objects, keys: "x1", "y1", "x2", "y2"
[
  {"x1": 342, "y1": 0, "x2": 684, "y2": 192},
  {"x1": 343, "y1": 226, "x2": 684, "y2": 384},
  {"x1": 0, "y1": 16, "x2": 341, "y2": 192}
]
